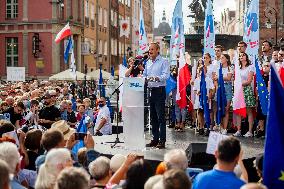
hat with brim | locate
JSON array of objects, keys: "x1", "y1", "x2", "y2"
[{"x1": 51, "y1": 120, "x2": 75, "y2": 140}]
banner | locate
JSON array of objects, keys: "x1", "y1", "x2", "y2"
[
  {"x1": 120, "y1": 19, "x2": 130, "y2": 37},
  {"x1": 243, "y1": 0, "x2": 259, "y2": 63},
  {"x1": 170, "y1": 0, "x2": 185, "y2": 65},
  {"x1": 204, "y1": 0, "x2": 215, "y2": 59},
  {"x1": 7, "y1": 67, "x2": 25, "y2": 81},
  {"x1": 138, "y1": 0, "x2": 148, "y2": 55}
]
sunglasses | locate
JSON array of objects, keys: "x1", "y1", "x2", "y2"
[{"x1": 98, "y1": 101, "x2": 104, "y2": 103}]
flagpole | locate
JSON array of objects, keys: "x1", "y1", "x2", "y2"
[{"x1": 124, "y1": 0, "x2": 126, "y2": 58}]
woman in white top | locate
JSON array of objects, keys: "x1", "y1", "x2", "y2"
[
  {"x1": 193, "y1": 65, "x2": 215, "y2": 136},
  {"x1": 191, "y1": 59, "x2": 203, "y2": 128},
  {"x1": 233, "y1": 52, "x2": 256, "y2": 137},
  {"x1": 219, "y1": 54, "x2": 233, "y2": 135},
  {"x1": 204, "y1": 53, "x2": 217, "y2": 131}
]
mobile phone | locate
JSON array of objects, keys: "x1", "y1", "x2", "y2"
[{"x1": 75, "y1": 132, "x2": 87, "y2": 140}]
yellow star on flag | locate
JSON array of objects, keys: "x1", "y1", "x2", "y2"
[{"x1": 279, "y1": 170, "x2": 284, "y2": 181}]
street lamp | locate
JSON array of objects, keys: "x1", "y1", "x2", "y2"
[{"x1": 264, "y1": 6, "x2": 278, "y2": 45}]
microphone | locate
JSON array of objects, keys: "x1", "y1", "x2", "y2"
[{"x1": 134, "y1": 55, "x2": 149, "y2": 69}]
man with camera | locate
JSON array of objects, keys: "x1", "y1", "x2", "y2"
[
  {"x1": 125, "y1": 56, "x2": 145, "y2": 77},
  {"x1": 144, "y1": 42, "x2": 170, "y2": 149}
]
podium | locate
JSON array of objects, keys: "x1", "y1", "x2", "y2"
[{"x1": 122, "y1": 77, "x2": 145, "y2": 150}]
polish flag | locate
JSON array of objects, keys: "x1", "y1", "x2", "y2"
[
  {"x1": 279, "y1": 61, "x2": 284, "y2": 86},
  {"x1": 233, "y1": 54, "x2": 247, "y2": 117},
  {"x1": 55, "y1": 23, "x2": 72, "y2": 43},
  {"x1": 176, "y1": 49, "x2": 191, "y2": 109}
]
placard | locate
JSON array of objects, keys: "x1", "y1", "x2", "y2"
[
  {"x1": 123, "y1": 77, "x2": 144, "y2": 91},
  {"x1": 7, "y1": 67, "x2": 25, "y2": 81},
  {"x1": 206, "y1": 131, "x2": 229, "y2": 155}
]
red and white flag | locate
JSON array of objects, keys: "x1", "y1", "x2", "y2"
[
  {"x1": 233, "y1": 53, "x2": 247, "y2": 117},
  {"x1": 55, "y1": 23, "x2": 72, "y2": 43},
  {"x1": 278, "y1": 61, "x2": 284, "y2": 87},
  {"x1": 176, "y1": 49, "x2": 191, "y2": 109}
]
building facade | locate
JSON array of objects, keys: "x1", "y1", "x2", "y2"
[
  {"x1": 0, "y1": 0, "x2": 154, "y2": 79},
  {"x1": 220, "y1": 0, "x2": 284, "y2": 46},
  {"x1": 0, "y1": 0, "x2": 84, "y2": 79}
]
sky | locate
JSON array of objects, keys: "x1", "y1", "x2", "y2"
[{"x1": 154, "y1": 0, "x2": 236, "y2": 33}]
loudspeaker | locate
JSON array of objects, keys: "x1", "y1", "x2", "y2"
[
  {"x1": 112, "y1": 126, "x2": 123, "y2": 134},
  {"x1": 186, "y1": 143, "x2": 216, "y2": 171}
]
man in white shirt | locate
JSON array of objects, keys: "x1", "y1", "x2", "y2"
[
  {"x1": 95, "y1": 97, "x2": 112, "y2": 136},
  {"x1": 213, "y1": 45, "x2": 223, "y2": 69}
]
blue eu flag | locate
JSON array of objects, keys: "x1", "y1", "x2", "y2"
[
  {"x1": 199, "y1": 65, "x2": 210, "y2": 128},
  {"x1": 216, "y1": 63, "x2": 227, "y2": 125},
  {"x1": 166, "y1": 75, "x2": 177, "y2": 95},
  {"x1": 255, "y1": 58, "x2": 269, "y2": 115},
  {"x1": 263, "y1": 65, "x2": 284, "y2": 189},
  {"x1": 99, "y1": 64, "x2": 106, "y2": 97},
  {"x1": 72, "y1": 115, "x2": 88, "y2": 155}
]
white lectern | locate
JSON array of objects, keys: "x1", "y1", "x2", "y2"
[{"x1": 122, "y1": 77, "x2": 145, "y2": 150}]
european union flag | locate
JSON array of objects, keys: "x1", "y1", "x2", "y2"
[
  {"x1": 216, "y1": 63, "x2": 227, "y2": 125},
  {"x1": 199, "y1": 64, "x2": 210, "y2": 128},
  {"x1": 263, "y1": 65, "x2": 284, "y2": 189},
  {"x1": 71, "y1": 96, "x2": 77, "y2": 112},
  {"x1": 99, "y1": 64, "x2": 105, "y2": 97},
  {"x1": 64, "y1": 37, "x2": 72, "y2": 64},
  {"x1": 111, "y1": 65, "x2": 115, "y2": 77},
  {"x1": 255, "y1": 58, "x2": 268, "y2": 115},
  {"x1": 166, "y1": 75, "x2": 177, "y2": 95},
  {"x1": 122, "y1": 55, "x2": 127, "y2": 67},
  {"x1": 72, "y1": 115, "x2": 88, "y2": 155}
]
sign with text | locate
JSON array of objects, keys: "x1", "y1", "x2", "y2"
[
  {"x1": 206, "y1": 131, "x2": 229, "y2": 155},
  {"x1": 124, "y1": 77, "x2": 144, "y2": 92},
  {"x1": 81, "y1": 42, "x2": 90, "y2": 55},
  {"x1": 7, "y1": 67, "x2": 25, "y2": 81}
]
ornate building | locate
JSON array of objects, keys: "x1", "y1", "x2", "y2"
[{"x1": 153, "y1": 10, "x2": 171, "y2": 57}]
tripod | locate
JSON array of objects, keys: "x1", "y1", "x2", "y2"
[{"x1": 105, "y1": 82, "x2": 124, "y2": 148}]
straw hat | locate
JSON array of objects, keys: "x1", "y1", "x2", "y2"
[{"x1": 51, "y1": 120, "x2": 75, "y2": 140}]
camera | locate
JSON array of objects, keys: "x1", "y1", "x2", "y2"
[
  {"x1": 75, "y1": 132, "x2": 87, "y2": 140},
  {"x1": 133, "y1": 55, "x2": 149, "y2": 69}
]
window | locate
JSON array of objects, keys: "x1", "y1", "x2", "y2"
[
  {"x1": 114, "y1": 39, "x2": 117, "y2": 56},
  {"x1": 98, "y1": 40, "x2": 102, "y2": 55},
  {"x1": 104, "y1": 41, "x2": 107, "y2": 55},
  {"x1": 6, "y1": 37, "x2": 18, "y2": 67},
  {"x1": 91, "y1": 3, "x2": 95, "y2": 27},
  {"x1": 114, "y1": 11, "x2": 117, "y2": 27},
  {"x1": 84, "y1": 0, "x2": 89, "y2": 25},
  {"x1": 98, "y1": 7, "x2": 102, "y2": 26},
  {"x1": 282, "y1": 1, "x2": 284, "y2": 24},
  {"x1": 111, "y1": 9, "x2": 114, "y2": 26},
  {"x1": 103, "y1": 9, "x2": 108, "y2": 27},
  {"x1": 6, "y1": 0, "x2": 18, "y2": 19},
  {"x1": 119, "y1": 42, "x2": 121, "y2": 55},
  {"x1": 84, "y1": 0, "x2": 89, "y2": 18}
]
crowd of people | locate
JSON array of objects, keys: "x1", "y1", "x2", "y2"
[{"x1": 0, "y1": 39, "x2": 281, "y2": 189}]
